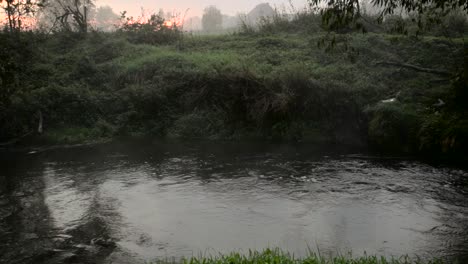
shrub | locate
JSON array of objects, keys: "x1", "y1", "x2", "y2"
[
  {"x1": 419, "y1": 114, "x2": 468, "y2": 155},
  {"x1": 238, "y1": 10, "x2": 322, "y2": 35},
  {"x1": 434, "y1": 10, "x2": 468, "y2": 37},
  {"x1": 118, "y1": 13, "x2": 182, "y2": 45},
  {"x1": 28, "y1": 84, "x2": 100, "y2": 128},
  {"x1": 367, "y1": 103, "x2": 421, "y2": 153},
  {"x1": 168, "y1": 111, "x2": 225, "y2": 139}
]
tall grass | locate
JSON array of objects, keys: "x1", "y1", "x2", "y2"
[
  {"x1": 237, "y1": 6, "x2": 323, "y2": 35},
  {"x1": 150, "y1": 248, "x2": 447, "y2": 264}
]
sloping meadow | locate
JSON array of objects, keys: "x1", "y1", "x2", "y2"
[{"x1": 4, "y1": 31, "x2": 465, "y2": 156}]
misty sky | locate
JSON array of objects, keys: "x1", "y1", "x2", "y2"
[{"x1": 97, "y1": 0, "x2": 308, "y2": 17}]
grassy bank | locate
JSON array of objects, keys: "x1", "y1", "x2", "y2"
[
  {"x1": 151, "y1": 249, "x2": 447, "y2": 264},
  {"x1": 0, "y1": 18, "x2": 467, "y2": 158}
]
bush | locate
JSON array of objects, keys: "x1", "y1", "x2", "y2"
[
  {"x1": 29, "y1": 84, "x2": 100, "y2": 128},
  {"x1": 238, "y1": 10, "x2": 323, "y2": 35},
  {"x1": 168, "y1": 111, "x2": 225, "y2": 139},
  {"x1": 382, "y1": 15, "x2": 409, "y2": 35},
  {"x1": 0, "y1": 32, "x2": 43, "y2": 140},
  {"x1": 419, "y1": 114, "x2": 468, "y2": 155},
  {"x1": 434, "y1": 10, "x2": 468, "y2": 37},
  {"x1": 118, "y1": 14, "x2": 182, "y2": 45},
  {"x1": 367, "y1": 103, "x2": 421, "y2": 153}
]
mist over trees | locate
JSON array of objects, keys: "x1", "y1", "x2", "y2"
[
  {"x1": 184, "y1": 3, "x2": 276, "y2": 32},
  {"x1": 246, "y1": 3, "x2": 275, "y2": 24},
  {"x1": 202, "y1": 5, "x2": 223, "y2": 32},
  {"x1": 36, "y1": 0, "x2": 95, "y2": 33},
  {"x1": 94, "y1": 5, "x2": 119, "y2": 32}
]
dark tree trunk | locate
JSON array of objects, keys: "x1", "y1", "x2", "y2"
[{"x1": 6, "y1": 0, "x2": 14, "y2": 32}]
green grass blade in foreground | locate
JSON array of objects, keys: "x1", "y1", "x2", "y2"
[{"x1": 149, "y1": 249, "x2": 448, "y2": 264}]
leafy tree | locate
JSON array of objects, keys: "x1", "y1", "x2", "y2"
[
  {"x1": 202, "y1": 5, "x2": 223, "y2": 32},
  {"x1": 308, "y1": 0, "x2": 468, "y2": 154},
  {"x1": 0, "y1": 0, "x2": 45, "y2": 32},
  {"x1": 95, "y1": 5, "x2": 119, "y2": 32},
  {"x1": 309, "y1": 0, "x2": 468, "y2": 86},
  {"x1": 308, "y1": 0, "x2": 468, "y2": 34}
]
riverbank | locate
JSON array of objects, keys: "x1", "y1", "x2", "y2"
[{"x1": 1, "y1": 29, "x2": 467, "y2": 158}]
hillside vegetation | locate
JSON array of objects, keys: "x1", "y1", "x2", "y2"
[{"x1": 0, "y1": 12, "x2": 467, "y2": 160}]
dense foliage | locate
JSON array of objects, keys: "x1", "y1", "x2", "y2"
[
  {"x1": 0, "y1": 5, "x2": 466, "y2": 161},
  {"x1": 118, "y1": 13, "x2": 182, "y2": 45}
]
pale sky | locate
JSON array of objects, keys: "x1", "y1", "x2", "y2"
[{"x1": 97, "y1": 0, "x2": 308, "y2": 17}]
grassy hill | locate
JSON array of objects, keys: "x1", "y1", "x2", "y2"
[{"x1": 0, "y1": 20, "x2": 466, "y2": 159}]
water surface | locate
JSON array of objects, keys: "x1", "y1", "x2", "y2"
[{"x1": 0, "y1": 141, "x2": 467, "y2": 263}]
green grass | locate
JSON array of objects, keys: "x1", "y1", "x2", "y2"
[
  {"x1": 1, "y1": 27, "x2": 467, "y2": 157},
  {"x1": 149, "y1": 249, "x2": 447, "y2": 264}
]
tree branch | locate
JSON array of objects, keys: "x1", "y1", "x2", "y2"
[{"x1": 375, "y1": 61, "x2": 451, "y2": 76}]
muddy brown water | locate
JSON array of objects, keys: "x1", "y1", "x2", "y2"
[{"x1": 0, "y1": 140, "x2": 467, "y2": 263}]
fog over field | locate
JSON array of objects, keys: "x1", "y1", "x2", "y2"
[{"x1": 98, "y1": 0, "x2": 308, "y2": 17}]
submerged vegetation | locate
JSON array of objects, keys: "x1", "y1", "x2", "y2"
[
  {"x1": 0, "y1": 1, "x2": 467, "y2": 162},
  {"x1": 153, "y1": 249, "x2": 446, "y2": 264}
]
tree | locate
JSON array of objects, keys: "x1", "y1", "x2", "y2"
[
  {"x1": 38, "y1": 0, "x2": 94, "y2": 33},
  {"x1": 309, "y1": 0, "x2": 468, "y2": 154},
  {"x1": 308, "y1": 0, "x2": 468, "y2": 80},
  {"x1": 0, "y1": 0, "x2": 46, "y2": 32},
  {"x1": 202, "y1": 5, "x2": 222, "y2": 32},
  {"x1": 308, "y1": 0, "x2": 468, "y2": 34},
  {"x1": 95, "y1": 5, "x2": 119, "y2": 32}
]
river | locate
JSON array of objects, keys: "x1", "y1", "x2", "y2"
[{"x1": 0, "y1": 140, "x2": 467, "y2": 263}]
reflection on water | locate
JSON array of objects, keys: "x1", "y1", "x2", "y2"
[{"x1": 1, "y1": 141, "x2": 467, "y2": 263}]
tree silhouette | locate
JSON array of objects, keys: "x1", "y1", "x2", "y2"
[
  {"x1": 0, "y1": 0, "x2": 46, "y2": 32},
  {"x1": 202, "y1": 5, "x2": 222, "y2": 33}
]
